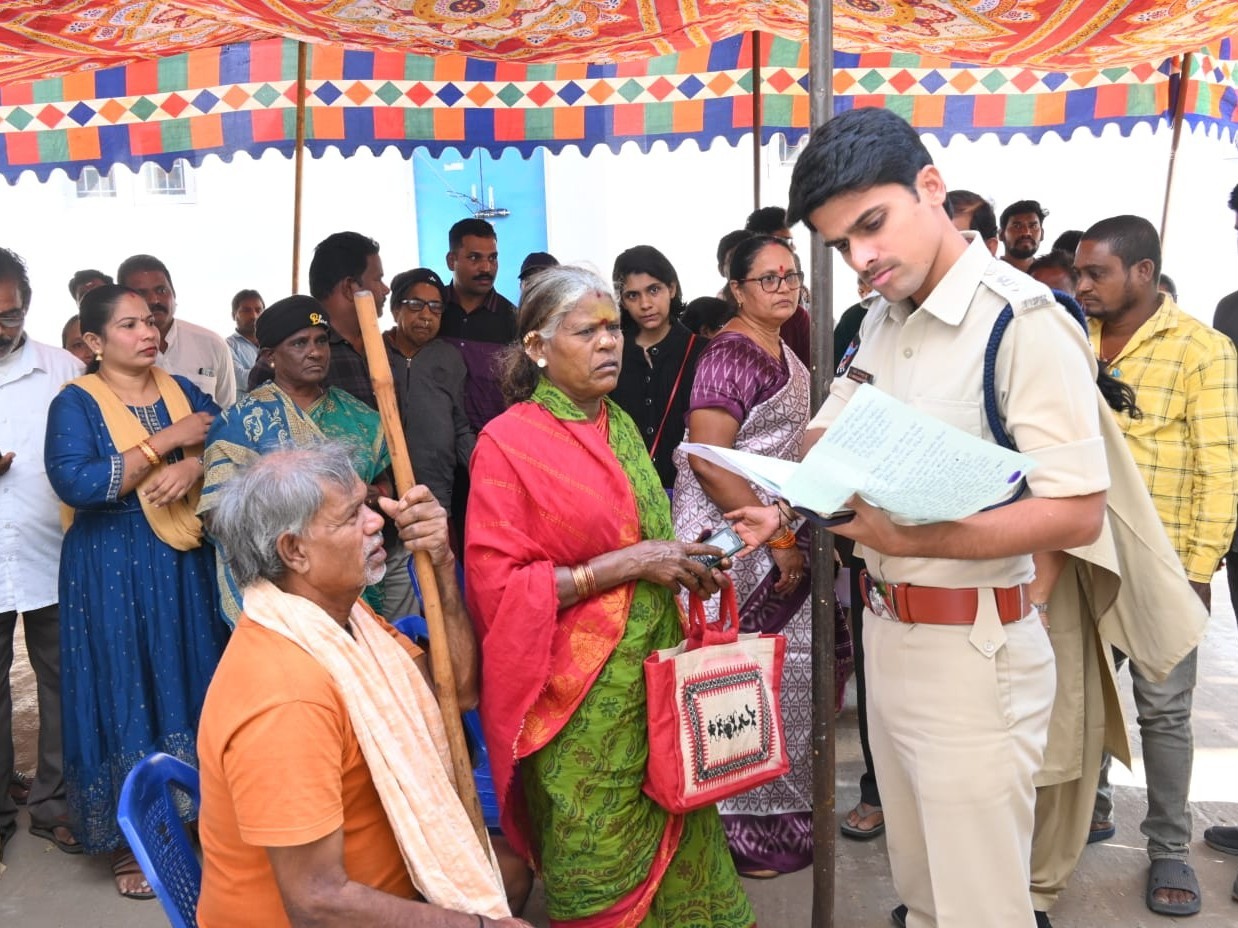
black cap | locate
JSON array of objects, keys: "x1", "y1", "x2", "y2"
[
  {"x1": 1000, "y1": 199, "x2": 1049, "y2": 229},
  {"x1": 519, "y1": 251, "x2": 559, "y2": 280},
  {"x1": 256, "y1": 295, "x2": 330, "y2": 349},
  {"x1": 390, "y1": 267, "x2": 447, "y2": 303}
]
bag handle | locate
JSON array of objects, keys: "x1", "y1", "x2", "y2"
[
  {"x1": 686, "y1": 582, "x2": 740, "y2": 649},
  {"x1": 649, "y1": 334, "x2": 697, "y2": 461}
]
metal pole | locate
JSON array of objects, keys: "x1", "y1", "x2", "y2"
[
  {"x1": 752, "y1": 30, "x2": 763, "y2": 211},
  {"x1": 806, "y1": 0, "x2": 836, "y2": 925},
  {"x1": 1159, "y1": 52, "x2": 1192, "y2": 250},
  {"x1": 291, "y1": 41, "x2": 308, "y2": 292}
]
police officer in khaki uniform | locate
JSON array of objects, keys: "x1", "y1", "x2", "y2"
[{"x1": 726, "y1": 108, "x2": 1109, "y2": 928}]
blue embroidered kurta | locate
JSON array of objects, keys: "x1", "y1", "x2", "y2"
[{"x1": 45, "y1": 375, "x2": 229, "y2": 852}]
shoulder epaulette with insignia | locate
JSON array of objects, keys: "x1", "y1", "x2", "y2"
[{"x1": 980, "y1": 263, "x2": 1055, "y2": 315}]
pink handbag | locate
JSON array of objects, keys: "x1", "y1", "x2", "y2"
[{"x1": 642, "y1": 584, "x2": 789, "y2": 813}]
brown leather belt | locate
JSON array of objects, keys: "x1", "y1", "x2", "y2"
[{"x1": 859, "y1": 570, "x2": 1030, "y2": 626}]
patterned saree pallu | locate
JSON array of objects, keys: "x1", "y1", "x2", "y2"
[{"x1": 643, "y1": 584, "x2": 788, "y2": 813}]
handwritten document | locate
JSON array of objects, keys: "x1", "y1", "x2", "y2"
[{"x1": 680, "y1": 383, "x2": 1036, "y2": 524}]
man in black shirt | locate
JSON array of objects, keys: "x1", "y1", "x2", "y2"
[
  {"x1": 308, "y1": 231, "x2": 390, "y2": 409},
  {"x1": 438, "y1": 218, "x2": 518, "y2": 432}
]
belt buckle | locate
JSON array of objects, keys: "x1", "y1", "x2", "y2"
[{"x1": 867, "y1": 576, "x2": 897, "y2": 623}]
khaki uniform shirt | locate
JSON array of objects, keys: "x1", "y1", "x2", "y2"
[{"x1": 809, "y1": 234, "x2": 1109, "y2": 589}]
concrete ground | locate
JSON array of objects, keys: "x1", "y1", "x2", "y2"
[{"x1": 3, "y1": 574, "x2": 1237, "y2": 927}]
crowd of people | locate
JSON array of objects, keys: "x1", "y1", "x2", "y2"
[{"x1": 2, "y1": 105, "x2": 1238, "y2": 928}]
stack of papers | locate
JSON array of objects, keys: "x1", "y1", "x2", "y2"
[{"x1": 679, "y1": 384, "x2": 1036, "y2": 525}]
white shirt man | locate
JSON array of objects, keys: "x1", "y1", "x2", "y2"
[
  {"x1": 0, "y1": 308, "x2": 83, "y2": 857},
  {"x1": 159, "y1": 317, "x2": 236, "y2": 408}
]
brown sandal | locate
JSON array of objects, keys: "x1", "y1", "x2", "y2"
[{"x1": 111, "y1": 847, "x2": 156, "y2": 900}]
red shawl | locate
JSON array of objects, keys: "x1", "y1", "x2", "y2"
[{"x1": 465, "y1": 400, "x2": 643, "y2": 861}]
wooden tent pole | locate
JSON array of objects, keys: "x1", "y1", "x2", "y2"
[
  {"x1": 1160, "y1": 52, "x2": 1193, "y2": 251},
  {"x1": 291, "y1": 41, "x2": 308, "y2": 293},
  {"x1": 353, "y1": 289, "x2": 490, "y2": 849},
  {"x1": 752, "y1": 30, "x2": 763, "y2": 211},
  {"x1": 807, "y1": 0, "x2": 837, "y2": 925}
]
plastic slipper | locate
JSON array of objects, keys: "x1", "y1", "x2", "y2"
[
  {"x1": 840, "y1": 801, "x2": 885, "y2": 840},
  {"x1": 111, "y1": 848, "x2": 156, "y2": 900},
  {"x1": 1145, "y1": 858, "x2": 1201, "y2": 916},
  {"x1": 1087, "y1": 820, "x2": 1115, "y2": 844},
  {"x1": 29, "y1": 822, "x2": 83, "y2": 855}
]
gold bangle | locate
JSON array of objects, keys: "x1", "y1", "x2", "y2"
[
  {"x1": 135, "y1": 439, "x2": 161, "y2": 466},
  {"x1": 571, "y1": 565, "x2": 589, "y2": 600},
  {"x1": 768, "y1": 530, "x2": 798, "y2": 550},
  {"x1": 581, "y1": 563, "x2": 598, "y2": 598}
]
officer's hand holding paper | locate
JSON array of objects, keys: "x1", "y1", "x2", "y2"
[{"x1": 680, "y1": 383, "x2": 1036, "y2": 526}]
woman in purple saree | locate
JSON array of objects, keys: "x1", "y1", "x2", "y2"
[{"x1": 672, "y1": 234, "x2": 850, "y2": 877}]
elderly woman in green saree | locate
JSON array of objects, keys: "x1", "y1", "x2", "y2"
[
  {"x1": 199, "y1": 295, "x2": 390, "y2": 625},
  {"x1": 465, "y1": 265, "x2": 755, "y2": 928}
]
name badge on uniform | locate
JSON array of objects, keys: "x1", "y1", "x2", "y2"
[
  {"x1": 846, "y1": 366, "x2": 874, "y2": 385},
  {"x1": 197, "y1": 367, "x2": 215, "y2": 377}
]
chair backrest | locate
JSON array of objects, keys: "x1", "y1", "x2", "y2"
[{"x1": 117, "y1": 752, "x2": 202, "y2": 928}]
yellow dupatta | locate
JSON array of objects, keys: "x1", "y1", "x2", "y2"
[{"x1": 62, "y1": 367, "x2": 204, "y2": 551}]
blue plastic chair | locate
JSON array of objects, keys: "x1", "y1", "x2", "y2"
[
  {"x1": 116, "y1": 752, "x2": 202, "y2": 928},
  {"x1": 392, "y1": 609, "x2": 501, "y2": 831}
]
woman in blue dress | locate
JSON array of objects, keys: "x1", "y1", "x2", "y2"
[{"x1": 44, "y1": 285, "x2": 228, "y2": 898}]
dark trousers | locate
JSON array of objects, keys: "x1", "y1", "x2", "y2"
[
  {"x1": 1228, "y1": 559, "x2": 1238, "y2": 629},
  {"x1": 846, "y1": 553, "x2": 881, "y2": 808},
  {"x1": 1, "y1": 604, "x2": 68, "y2": 833}
]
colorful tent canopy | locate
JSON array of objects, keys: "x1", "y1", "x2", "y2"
[
  {"x1": 2, "y1": 1, "x2": 1237, "y2": 81},
  {"x1": 2, "y1": 34, "x2": 1235, "y2": 183}
]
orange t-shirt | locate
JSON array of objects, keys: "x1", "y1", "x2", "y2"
[{"x1": 196, "y1": 613, "x2": 422, "y2": 928}]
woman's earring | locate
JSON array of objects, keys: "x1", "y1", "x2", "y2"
[
  {"x1": 94, "y1": 351, "x2": 102, "y2": 361},
  {"x1": 536, "y1": 357, "x2": 547, "y2": 369}
]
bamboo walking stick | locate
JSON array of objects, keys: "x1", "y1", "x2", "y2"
[{"x1": 353, "y1": 289, "x2": 489, "y2": 850}]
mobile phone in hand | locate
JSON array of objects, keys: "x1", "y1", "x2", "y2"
[{"x1": 691, "y1": 525, "x2": 746, "y2": 570}]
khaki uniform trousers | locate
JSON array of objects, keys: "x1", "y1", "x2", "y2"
[{"x1": 866, "y1": 602, "x2": 1056, "y2": 928}]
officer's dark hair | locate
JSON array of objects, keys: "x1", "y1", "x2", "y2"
[
  {"x1": 1080, "y1": 215, "x2": 1161, "y2": 282},
  {"x1": 787, "y1": 107, "x2": 932, "y2": 231},
  {"x1": 745, "y1": 206, "x2": 789, "y2": 235},
  {"x1": 116, "y1": 254, "x2": 174, "y2": 293},
  {"x1": 1228, "y1": 183, "x2": 1238, "y2": 212},
  {"x1": 0, "y1": 247, "x2": 31, "y2": 311},
  {"x1": 308, "y1": 232, "x2": 379, "y2": 301},
  {"x1": 448, "y1": 218, "x2": 498, "y2": 251}
]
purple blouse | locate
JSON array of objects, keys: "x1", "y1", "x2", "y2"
[{"x1": 687, "y1": 331, "x2": 790, "y2": 423}]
